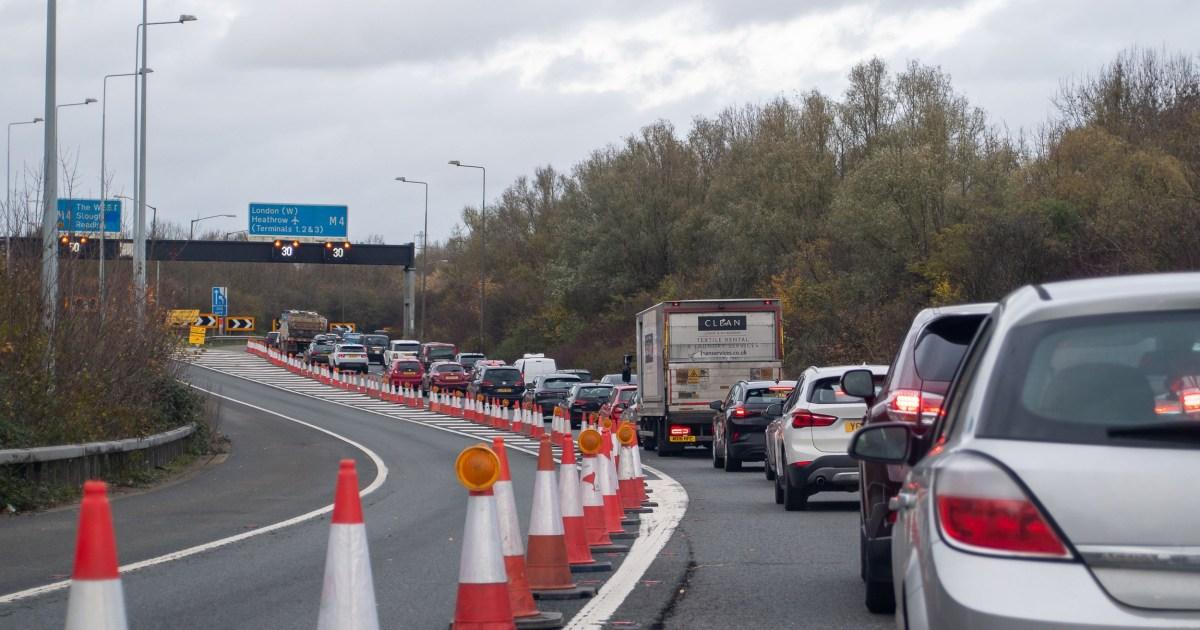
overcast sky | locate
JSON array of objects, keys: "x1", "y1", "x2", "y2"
[{"x1": 2, "y1": 0, "x2": 1196, "y2": 244}]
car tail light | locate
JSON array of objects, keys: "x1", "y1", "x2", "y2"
[
  {"x1": 791, "y1": 410, "x2": 837, "y2": 428},
  {"x1": 935, "y1": 453, "x2": 1071, "y2": 559},
  {"x1": 887, "y1": 389, "x2": 944, "y2": 424},
  {"x1": 669, "y1": 425, "x2": 691, "y2": 436},
  {"x1": 482, "y1": 380, "x2": 494, "y2": 387},
  {"x1": 732, "y1": 405, "x2": 748, "y2": 418},
  {"x1": 1181, "y1": 388, "x2": 1200, "y2": 415}
]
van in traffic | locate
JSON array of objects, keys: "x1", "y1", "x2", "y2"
[{"x1": 513, "y1": 353, "x2": 557, "y2": 382}]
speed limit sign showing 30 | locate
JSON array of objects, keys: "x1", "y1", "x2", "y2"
[{"x1": 323, "y1": 241, "x2": 351, "y2": 262}]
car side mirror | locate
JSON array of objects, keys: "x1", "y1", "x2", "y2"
[
  {"x1": 848, "y1": 423, "x2": 912, "y2": 464},
  {"x1": 764, "y1": 402, "x2": 782, "y2": 418},
  {"x1": 841, "y1": 369, "x2": 876, "y2": 404},
  {"x1": 708, "y1": 400, "x2": 723, "y2": 412}
]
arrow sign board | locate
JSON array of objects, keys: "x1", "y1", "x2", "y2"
[
  {"x1": 211, "y1": 286, "x2": 228, "y2": 317},
  {"x1": 226, "y1": 316, "x2": 256, "y2": 331},
  {"x1": 248, "y1": 203, "x2": 348, "y2": 240},
  {"x1": 57, "y1": 199, "x2": 121, "y2": 235},
  {"x1": 194, "y1": 314, "x2": 219, "y2": 328}
]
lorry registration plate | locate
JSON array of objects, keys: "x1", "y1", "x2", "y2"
[{"x1": 668, "y1": 435, "x2": 696, "y2": 443}]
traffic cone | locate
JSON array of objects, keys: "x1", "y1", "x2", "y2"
[
  {"x1": 598, "y1": 430, "x2": 625, "y2": 535},
  {"x1": 451, "y1": 445, "x2": 514, "y2": 630},
  {"x1": 530, "y1": 405, "x2": 544, "y2": 438},
  {"x1": 316, "y1": 460, "x2": 380, "y2": 630},
  {"x1": 491, "y1": 439, "x2": 564, "y2": 628},
  {"x1": 558, "y1": 434, "x2": 612, "y2": 573},
  {"x1": 525, "y1": 436, "x2": 594, "y2": 600},
  {"x1": 617, "y1": 433, "x2": 644, "y2": 512},
  {"x1": 65, "y1": 481, "x2": 128, "y2": 630},
  {"x1": 577, "y1": 430, "x2": 627, "y2": 553}
]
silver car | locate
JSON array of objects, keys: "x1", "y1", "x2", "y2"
[{"x1": 849, "y1": 273, "x2": 1200, "y2": 629}]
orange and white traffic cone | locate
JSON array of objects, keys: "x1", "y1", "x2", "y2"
[
  {"x1": 65, "y1": 481, "x2": 127, "y2": 630},
  {"x1": 530, "y1": 405, "x2": 544, "y2": 439},
  {"x1": 617, "y1": 425, "x2": 642, "y2": 512},
  {"x1": 598, "y1": 430, "x2": 629, "y2": 537},
  {"x1": 492, "y1": 438, "x2": 564, "y2": 628},
  {"x1": 317, "y1": 460, "x2": 380, "y2": 630},
  {"x1": 558, "y1": 434, "x2": 612, "y2": 573},
  {"x1": 525, "y1": 436, "x2": 594, "y2": 600},
  {"x1": 451, "y1": 445, "x2": 514, "y2": 630},
  {"x1": 577, "y1": 430, "x2": 627, "y2": 553}
]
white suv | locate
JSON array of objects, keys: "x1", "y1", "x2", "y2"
[
  {"x1": 330, "y1": 344, "x2": 369, "y2": 374},
  {"x1": 764, "y1": 364, "x2": 887, "y2": 510}
]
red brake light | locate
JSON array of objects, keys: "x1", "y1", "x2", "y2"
[
  {"x1": 1181, "y1": 388, "x2": 1200, "y2": 415},
  {"x1": 669, "y1": 425, "x2": 691, "y2": 436},
  {"x1": 732, "y1": 405, "x2": 748, "y2": 418},
  {"x1": 887, "y1": 389, "x2": 944, "y2": 424},
  {"x1": 482, "y1": 380, "x2": 494, "y2": 387},
  {"x1": 791, "y1": 409, "x2": 837, "y2": 428},
  {"x1": 935, "y1": 453, "x2": 1070, "y2": 559}
]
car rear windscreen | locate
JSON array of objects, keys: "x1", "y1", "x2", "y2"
[
  {"x1": 808, "y1": 377, "x2": 883, "y2": 404},
  {"x1": 543, "y1": 377, "x2": 580, "y2": 388},
  {"x1": 395, "y1": 361, "x2": 421, "y2": 370},
  {"x1": 339, "y1": 345, "x2": 365, "y2": 352},
  {"x1": 485, "y1": 368, "x2": 521, "y2": 381},
  {"x1": 618, "y1": 388, "x2": 637, "y2": 402},
  {"x1": 365, "y1": 335, "x2": 388, "y2": 346},
  {"x1": 747, "y1": 386, "x2": 793, "y2": 404},
  {"x1": 982, "y1": 311, "x2": 1200, "y2": 447},
  {"x1": 428, "y1": 346, "x2": 455, "y2": 360},
  {"x1": 579, "y1": 386, "x2": 613, "y2": 399},
  {"x1": 914, "y1": 315, "x2": 986, "y2": 382},
  {"x1": 436, "y1": 364, "x2": 465, "y2": 373}
]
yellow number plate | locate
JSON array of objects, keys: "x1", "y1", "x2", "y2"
[
  {"x1": 844, "y1": 421, "x2": 862, "y2": 433},
  {"x1": 668, "y1": 435, "x2": 696, "y2": 443}
]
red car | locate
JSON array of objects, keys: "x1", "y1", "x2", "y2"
[
  {"x1": 423, "y1": 361, "x2": 469, "y2": 395},
  {"x1": 387, "y1": 358, "x2": 424, "y2": 390},
  {"x1": 598, "y1": 385, "x2": 638, "y2": 423}
]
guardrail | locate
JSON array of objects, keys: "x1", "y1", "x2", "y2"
[{"x1": 1, "y1": 424, "x2": 197, "y2": 486}]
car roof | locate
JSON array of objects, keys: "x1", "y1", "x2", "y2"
[
  {"x1": 1001, "y1": 272, "x2": 1200, "y2": 328},
  {"x1": 742, "y1": 380, "x2": 797, "y2": 388},
  {"x1": 430, "y1": 360, "x2": 463, "y2": 367},
  {"x1": 802, "y1": 365, "x2": 889, "y2": 378}
]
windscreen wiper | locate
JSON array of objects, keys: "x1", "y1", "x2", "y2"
[{"x1": 1108, "y1": 421, "x2": 1200, "y2": 443}]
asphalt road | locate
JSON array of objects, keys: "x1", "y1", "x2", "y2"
[
  {"x1": 612, "y1": 450, "x2": 894, "y2": 629},
  {"x1": 0, "y1": 363, "x2": 594, "y2": 629}
]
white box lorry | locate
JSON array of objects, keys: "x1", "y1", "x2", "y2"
[{"x1": 635, "y1": 299, "x2": 783, "y2": 455}]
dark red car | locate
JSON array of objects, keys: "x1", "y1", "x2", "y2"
[
  {"x1": 597, "y1": 385, "x2": 638, "y2": 424},
  {"x1": 841, "y1": 302, "x2": 993, "y2": 614},
  {"x1": 422, "y1": 361, "x2": 469, "y2": 395},
  {"x1": 387, "y1": 358, "x2": 424, "y2": 390}
]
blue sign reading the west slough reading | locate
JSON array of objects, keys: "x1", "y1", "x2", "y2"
[
  {"x1": 248, "y1": 203, "x2": 348, "y2": 239},
  {"x1": 57, "y1": 198, "x2": 121, "y2": 234}
]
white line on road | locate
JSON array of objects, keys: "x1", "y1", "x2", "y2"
[{"x1": 0, "y1": 386, "x2": 389, "y2": 605}]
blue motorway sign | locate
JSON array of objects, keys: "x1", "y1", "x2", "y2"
[
  {"x1": 57, "y1": 199, "x2": 121, "y2": 234},
  {"x1": 211, "y1": 286, "x2": 228, "y2": 317},
  {"x1": 248, "y1": 203, "x2": 348, "y2": 239}
]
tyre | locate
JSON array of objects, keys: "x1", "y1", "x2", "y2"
[
  {"x1": 711, "y1": 438, "x2": 724, "y2": 468},
  {"x1": 783, "y1": 464, "x2": 808, "y2": 511},
  {"x1": 655, "y1": 423, "x2": 673, "y2": 456},
  {"x1": 722, "y1": 439, "x2": 741, "y2": 472},
  {"x1": 865, "y1": 576, "x2": 895, "y2": 614},
  {"x1": 773, "y1": 469, "x2": 784, "y2": 504},
  {"x1": 764, "y1": 454, "x2": 776, "y2": 481}
]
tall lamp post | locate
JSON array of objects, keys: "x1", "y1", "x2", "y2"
[
  {"x1": 189, "y1": 213, "x2": 235, "y2": 240},
  {"x1": 133, "y1": 12, "x2": 197, "y2": 318},
  {"x1": 55, "y1": 99, "x2": 96, "y2": 180},
  {"x1": 395, "y1": 176, "x2": 428, "y2": 339},
  {"x1": 6, "y1": 117, "x2": 42, "y2": 273},
  {"x1": 449, "y1": 160, "x2": 485, "y2": 352},
  {"x1": 99, "y1": 70, "x2": 149, "y2": 302}
]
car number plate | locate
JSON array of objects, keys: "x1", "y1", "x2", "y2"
[
  {"x1": 668, "y1": 435, "x2": 696, "y2": 443},
  {"x1": 497, "y1": 388, "x2": 513, "y2": 393},
  {"x1": 844, "y1": 421, "x2": 862, "y2": 433},
  {"x1": 403, "y1": 370, "x2": 415, "y2": 375}
]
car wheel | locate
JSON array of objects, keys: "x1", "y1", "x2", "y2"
[
  {"x1": 865, "y1": 575, "x2": 895, "y2": 614},
  {"x1": 783, "y1": 463, "x2": 808, "y2": 511},
  {"x1": 773, "y1": 466, "x2": 784, "y2": 505},
  {"x1": 764, "y1": 454, "x2": 776, "y2": 481},
  {"x1": 712, "y1": 435, "x2": 724, "y2": 468},
  {"x1": 722, "y1": 439, "x2": 741, "y2": 472}
]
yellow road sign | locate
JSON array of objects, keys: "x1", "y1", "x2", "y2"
[
  {"x1": 167, "y1": 309, "x2": 200, "y2": 327},
  {"x1": 188, "y1": 326, "x2": 207, "y2": 345},
  {"x1": 329, "y1": 322, "x2": 357, "y2": 332},
  {"x1": 194, "y1": 314, "x2": 219, "y2": 328},
  {"x1": 226, "y1": 316, "x2": 256, "y2": 331}
]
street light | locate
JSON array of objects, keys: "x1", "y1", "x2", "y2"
[
  {"x1": 132, "y1": 10, "x2": 198, "y2": 317},
  {"x1": 396, "y1": 176, "x2": 429, "y2": 339},
  {"x1": 449, "y1": 160, "x2": 486, "y2": 352},
  {"x1": 99, "y1": 69, "x2": 150, "y2": 302},
  {"x1": 55, "y1": 99, "x2": 96, "y2": 181},
  {"x1": 5, "y1": 116, "x2": 42, "y2": 273},
  {"x1": 189, "y1": 213, "x2": 235, "y2": 240}
]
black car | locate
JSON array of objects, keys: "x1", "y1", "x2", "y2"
[
  {"x1": 468, "y1": 365, "x2": 526, "y2": 403},
  {"x1": 710, "y1": 380, "x2": 796, "y2": 471},
  {"x1": 362, "y1": 334, "x2": 389, "y2": 364},
  {"x1": 557, "y1": 383, "x2": 614, "y2": 429},
  {"x1": 304, "y1": 339, "x2": 336, "y2": 365},
  {"x1": 265, "y1": 331, "x2": 281, "y2": 349},
  {"x1": 600, "y1": 373, "x2": 638, "y2": 385},
  {"x1": 560, "y1": 369, "x2": 592, "y2": 382},
  {"x1": 524, "y1": 373, "x2": 583, "y2": 416}
]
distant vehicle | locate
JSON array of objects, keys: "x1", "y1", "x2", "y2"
[
  {"x1": 342, "y1": 332, "x2": 364, "y2": 345},
  {"x1": 600, "y1": 373, "x2": 638, "y2": 385},
  {"x1": 620, "y1": 391, "x2": 641, "y2": 424},
  {"x1": 557, "y1": 383, "x2": 614, "y2": 429},
  {"x1": 455, "y1": 352, "x2": 486, "y2": 370},
  {"x1": 468, "y1": 365, "x2": 526, "y2": 403},
  {"x1": 362, "y1": 334, "x2": 389, "y2": 364},
  {"x1": 384, "y1": 340, "x2": 421, "y2": 365},
  {"x1": 513, "y1": 353, "x2": 557, "y2": 382},
  {"x1": 636, "y1": 299, "x2": 783, "y2": 455},
  {"x1": 387, "y1": 358, "x2": 424, "y2": 390},
  {"x1": 710, "y1": 379, "x2": 796, "y2": 472},
  {"x1": 469, "y1": 359, "x2": 506, "y2": 381},
  {"x1": 598, "y1": 385, "x2": 639, "y2": 424},
  {"x1": 524, "y1": 373, "x2": 583, "y2": 416},
  {"x1": 279, "y1": 310, "x2": 329, "y2": 355},
  {"x1": 423, "y1": 361, "x2": 469, "y2": 395},
  {"x1": 329, "y1": 343, "x2": 369, "y2": 374},
  {"x1": 848, "y1": 302, "x2": 993, "y2": 613},
  {"x1": 265, "y1": 331, "x2": 281, "y2": 349},
  {"x1": 560, "y1": 368, "x2": 592, "y2": 382},
  {"x1": 420, "y1": 342, "x2": 457, "y2": 368},
  {"x1": 854, "y1": 275, "x2": 1200, "y2": 626},
  {"x1": 303, "y1": 338, "x2": 336, "y2": 365}
]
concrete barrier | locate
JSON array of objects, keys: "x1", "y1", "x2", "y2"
[{"x1": 1, "y1": 424, "x2": 197, "y2": 486}]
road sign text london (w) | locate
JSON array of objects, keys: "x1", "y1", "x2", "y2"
[{"x1": 248, "y1": 203, "x2": 348, "y2": 240}]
